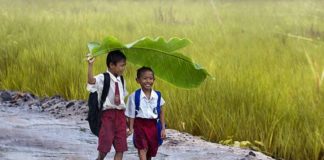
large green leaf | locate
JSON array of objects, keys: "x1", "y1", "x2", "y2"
[
  {"x1": 87, "y1": 36, "x2": 209, "y2": 88},
  {"x1": 126, "y1": 37, "x2": 191, "y2": 52},
  {"x1": 88, "y1": 36, "x2": 125, "y2": 56}
]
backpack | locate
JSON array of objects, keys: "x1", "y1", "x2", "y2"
[
  {"x1": 134, "y1": 89, "x2": 165, "y2": 146},
  {"x1": 86, "y1": 72, "x2": 124, "y2": 137}
]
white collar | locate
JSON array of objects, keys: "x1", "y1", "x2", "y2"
[
  {"x1": 106, "y1": 70, "x2": 121, "y2": 82},
  {"x1": 140, "y1": 89, "x2": 157, "y2": 100}
]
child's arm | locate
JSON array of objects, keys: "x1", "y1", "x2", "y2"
[
  {"x1": 127, "y1": 117, "x2": 134, "y2": 136},
  {"x1": 125, "y1": 94, "x2": 135, "y2": 136},
  {"x1": 160, "y1": 107, "x2": 166, "y2": 139},
  {"x1": 87, "y1": 54, "x2": 96, "y2": 84}
]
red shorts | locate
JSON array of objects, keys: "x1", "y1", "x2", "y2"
[
  {"x1": 97, "y1": 109, "x2": 127, "y2": 153},
  {"x1": 133, "y1": 118, "x2": 158, "y2": 157}
]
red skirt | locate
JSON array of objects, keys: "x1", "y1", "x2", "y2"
[
  {"x1": 133, "y1": 118, "x2": 158, "y2": 157},
  {"x1": 97, "y1": 109, "x2": 127, "y2": 153}
]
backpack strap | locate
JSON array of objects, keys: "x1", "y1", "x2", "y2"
[
  {"x1": 134, "y1": 89, "x2": 141, "y2": 117},
  {"x1": 134, "y1": 89, "x2": 161, "y2": 118},
  {"x1": 156, "y1": 91, "x2": 162, "y2": 118},
  {"x1": 100, "y1": 73, "x2": 110, "y2": 111},
  {"x1": 155, "y1": 91, "x2": 164, "y2": 146},
  {"x1": 120, "y1": 76, "x2": 125, "y2": 91}
]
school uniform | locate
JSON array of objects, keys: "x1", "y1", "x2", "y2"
[
  {"x1": 125, "y1": 89, "x2": 165, "y2": 157},
  {"x1": 87, "y1": 70, "x2": 128, "y2": 153}
]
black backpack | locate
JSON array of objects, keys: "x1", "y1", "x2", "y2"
[{"x1": 86, "y1": 72, "x2": 124, "y2": 137}]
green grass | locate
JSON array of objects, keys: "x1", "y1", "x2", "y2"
[{"x1": 1, "y1": 0, "x2": 324, "y2": 159}]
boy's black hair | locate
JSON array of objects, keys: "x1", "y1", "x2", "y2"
[
  {"x1": 137, "y1": 66, "x2": 155, "y2": 79},
  {"x1": 106, "y1": 50, "x2": 126, "y2": 68}
]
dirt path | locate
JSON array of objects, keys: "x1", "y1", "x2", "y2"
[{"x1": 0, "y1": 91, "x2": 274, "y2": 160}]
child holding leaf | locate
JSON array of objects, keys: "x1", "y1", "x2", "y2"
[{"x1": 87, "y1": 50, "x2": 128, "y2": 160}]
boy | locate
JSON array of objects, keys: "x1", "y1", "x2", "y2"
[
  {"x1": 87, "y1": 50, "x2": 128, "y2": 160},
  {"x1": 125, "y1": 66, "x2": 166, "y2": 160}
]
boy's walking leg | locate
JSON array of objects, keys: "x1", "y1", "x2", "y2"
[
  {"x1": 97, "y1": 111, "x2": 115, "y2": 160},
  {"x1": 96, "y1": 152, "x2": 107, "y2": 160},
  {"x1": 112, "y1": 110, "x2": 127, "y2": 160},
  {"x1": 114, "y1": 152, "x2": 124, "y2": 160},
  {"x1": 138, "y1": 149, "x2": 148, "y2": 160},
  {"x1": 146, "y1": 152, "x2": 152, "y2": 160}
]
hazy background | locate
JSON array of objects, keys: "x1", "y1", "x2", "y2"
[{"x1": 0, "y1": 0, "x2": 323, "y2": 159}]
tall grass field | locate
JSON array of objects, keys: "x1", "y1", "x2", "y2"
[{"x1": 1, "y1": 0, "x2": 324, "y2": 159}]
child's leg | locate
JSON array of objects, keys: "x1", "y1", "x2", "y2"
[
  {"x1": 146, "y1": 146, "x2": 155, "y2": 160},
  {"x1": 146, "y1": 150, "x2": 152, "y2": 160},
  {"x1": 134, "y1": 119, "x2": 159, "y2": 160},
  {"x1": 146, "y1": 122, "x2": 158, "y2": 159},
  {"x1": 112, "y1": 110, "x2": 127, "y2": 160},
  {"x1": 138, "y1": 149, "x2": 148, "y2": 160},
  {"x1": 114, "y1": 152, "x2": 124, "y2": 160},
  {"x1": 97, "y1": 111, "x2": 115, "y2": 159},
  {"x1": 96, "y1": 151, "x2": 107, "y2": 160}
]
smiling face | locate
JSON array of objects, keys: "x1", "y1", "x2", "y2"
[{"x1": 136, "y1": 70, "x2": 155, "y2": 91}]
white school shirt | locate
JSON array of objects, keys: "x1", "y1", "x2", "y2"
[
  {"x1": 125, "y1": 89, "x2": 165, "y2": 119},
  {"x1": 86, "y1": 70, "x2": 128, "y2": 110}
]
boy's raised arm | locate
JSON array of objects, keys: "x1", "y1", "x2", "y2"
[{"x1": 87, "y1": 54, "x2": 96, "y2": 84}]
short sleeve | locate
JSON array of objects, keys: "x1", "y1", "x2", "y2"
[
  {"x1": 160, "y1": 96, "x2": 165, "y2": 107},
  {"x1": 125, "y1": 93, "x2": 135, "y2": 118},
  {"x1": 86, "y1": 74, "x2": 104, "y2": 93},
  {"x1": 123, "y1": 80, "x2": 128, "y2": 97}
]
